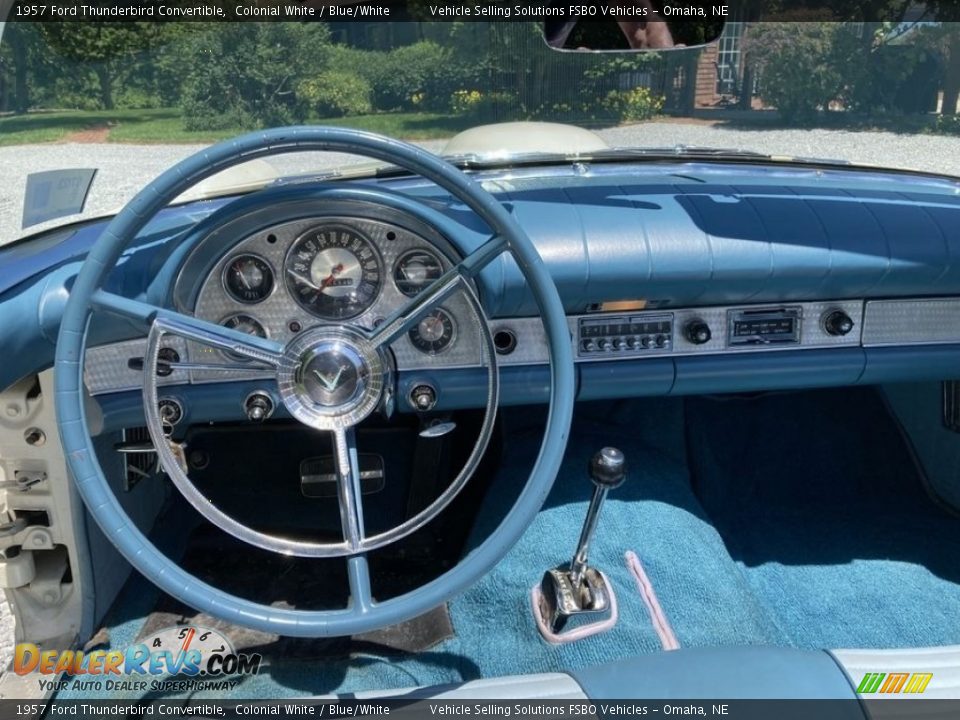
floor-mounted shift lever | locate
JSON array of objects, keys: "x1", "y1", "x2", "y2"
[{"x1": 537, "y1": 447, "x2": 626, "y2": 638}]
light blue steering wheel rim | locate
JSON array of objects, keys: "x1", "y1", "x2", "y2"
[{"x1": 54, "y1": 126, "x2": 575, "y2": 637}]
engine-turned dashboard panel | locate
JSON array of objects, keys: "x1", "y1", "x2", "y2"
[
  {"x1": 569, "y1": 301, "x2": 861, "y2": 362},
  {"x1": 186, "y1": 215, "x2": 485, "y2": 383},
  {"x1": 83, "y1": 294, "x2": 960, "y2": 396}
]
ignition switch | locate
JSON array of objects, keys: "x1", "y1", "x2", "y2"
[
  {"x1": 410, "y1": 384, "x2": 437, "y2": 412},
  {"x1": 244, "y1": 392, "x2": 274, "y2": 422}
]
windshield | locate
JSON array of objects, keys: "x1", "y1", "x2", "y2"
[{"x1": 3, "y1": 9, "x2": 960, "y2": 243}]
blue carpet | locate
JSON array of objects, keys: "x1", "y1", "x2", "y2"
[
  {"x1": 685, "y1": 388, "x2": 960, "y2": 650},
  {"x1": 61, "y1": 390, "x2": 960, "y2": 699},
  {"x1": 64, "y1": 398, "x2": 778, "y2": 699}
]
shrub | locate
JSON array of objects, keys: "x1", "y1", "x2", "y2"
[
  {"x1": 179, "y1": 24, "x2": 330, "y2": 131},
  {"x1": 114, "y1": 87, "x2": 163, "y2": 110},
  {"x1": 837, "y1": 39, "x2": 941, "y2": 116},
  {"x1": 935, "y1": 114, "x2": 960, "y2": 135},
  {"x1": 602, "y1": 87, "x2": 664, "y2": 123},
  {"x1": 748, "y1": 22, "x2": 845, "y2": 125},
  {"x1": 449, "y1": 89, "x2": 482, "y2": 115},
  {"x1": 300, "y1": 71, "x2": 372, "y2": 118},
  {"x1": 348, "y1": 41, "x2": 467, "y2": 112},
  {"x1": 449, "y1": 89, "x2": 517, "y2": 121}
]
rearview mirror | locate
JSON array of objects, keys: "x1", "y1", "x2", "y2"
[{"x1": 542, "y1": 2, "x2": 727, "y2": 51}]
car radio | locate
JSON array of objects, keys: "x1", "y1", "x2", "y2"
[
  {"x1": 578, "y1": 314, "x2": 673, "y2": 356},
  {"x1": 727, "y1": 307, "x2": 802, "y2": 346}
]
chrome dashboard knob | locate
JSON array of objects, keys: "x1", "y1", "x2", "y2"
[
  {"x1": 684, "y1": 320, "x2": 712, "y2": 345},
  {"x1": 244, "y1": 392, "x2": 274, "y2": 422},
  {"x1": 823, "y1": 310, "x2": 854, "y2": 337},
  {"x1": 410, "y1": 384, "x2": 437, "y2": 412}
]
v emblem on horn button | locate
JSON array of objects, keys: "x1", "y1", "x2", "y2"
[{"x1": 313, "y1": 366, "x2": 347, "y2": 391}]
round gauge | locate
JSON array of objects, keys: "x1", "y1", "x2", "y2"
[
  {"x1": 409, "y1": 308, "x2": 457, "y2": 355},
  {"x1": 284, "y1": 225, "x2": 383, "y2": 320},
  {"x1": 222, "y1": 254, "x2": 274, "y2": 304},
  {"x1": 394, "y1": 250, "x2": 444, "y2": 297},
  {"x1": 221, "y1": 313, "x2": 268, "y2": 363},
  {"x1": 143, "y1": 625, "x2": 234, "y2": 674}
]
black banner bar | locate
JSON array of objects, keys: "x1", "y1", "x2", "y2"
[
  {"x1": 3, "y1": 699, "x2": 959, "y2": 720},
  {"x1": 4, "y1": 0, "x2": 945, "y2": 23}
]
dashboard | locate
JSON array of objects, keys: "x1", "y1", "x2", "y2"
[{"x1": 5, "y1": 159, "x2": 960, "y2": 421}]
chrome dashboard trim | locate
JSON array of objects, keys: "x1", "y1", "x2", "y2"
[
  {"x1": 863, "y1": 298, "x2": 960, "y2": 346},
  {"x1": 491, "y1": 299, "x2": 864, "y2": 368},
  {"x1": 84, "y1": 299, "x2": 860, "y2": 395}
]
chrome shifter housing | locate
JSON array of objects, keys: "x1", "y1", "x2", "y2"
[
  {"x1": 539, "y1": 564, "x2": 613, "y2": 634},
  {"x1": 535, "y1": 447, "x2": 626, "y2": 640}
]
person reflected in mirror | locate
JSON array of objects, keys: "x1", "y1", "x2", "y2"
[{"x1": 544, "y1": 0, "x2": 677, "y2": 50}]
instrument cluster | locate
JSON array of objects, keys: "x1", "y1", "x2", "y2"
[{"x1": 190, "y1": 216, "x2": 481, "y2": 380}]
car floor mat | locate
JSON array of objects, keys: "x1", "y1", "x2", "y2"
[{"x1": 135, "y1": 523, "x2": 454, "y2": 658}]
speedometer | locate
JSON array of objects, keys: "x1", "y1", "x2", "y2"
[{"x1": 284, "y1": 225, "x2": 383, "y2": 320}]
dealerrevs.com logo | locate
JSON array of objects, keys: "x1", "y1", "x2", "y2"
[{"x1": 14, "y1": 626, "x2": 261, "y2": 694}]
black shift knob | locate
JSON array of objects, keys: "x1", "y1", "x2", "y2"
[{"x1": 590, "y1": 447, "x2": 626, "y2": 489}]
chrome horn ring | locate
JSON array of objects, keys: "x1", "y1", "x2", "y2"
[
  {"x1": 142, "y1": 280, "x2": 498, "y2": 558},
  {"x1": 276, "y1": 326, "x2": 388, "y2": 432}
]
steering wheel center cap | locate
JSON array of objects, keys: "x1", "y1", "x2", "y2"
[
  {"x1": 276, "y1": 328, "x2": 387, "y2": 431},
  {"x1": 300, "y1": 344, "x2": 366, "y2": 407}
]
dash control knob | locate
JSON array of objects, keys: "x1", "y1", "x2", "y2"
[
  {"x1": 823, "y1": 310, "x2": 854, "y2": 337},
  {"x1": 244, "y1": 392, "x2": 274, "y2": 422},
  {"x1": 684, "y1": 320, "x2": 712, "y2": 345},
  {"x1": 410, "y1": 384, "x2": 438, "y2": 412}
]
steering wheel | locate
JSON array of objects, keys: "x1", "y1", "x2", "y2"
[{"x1": 55, "y1": 127, "x2": 574, "y2": 637}]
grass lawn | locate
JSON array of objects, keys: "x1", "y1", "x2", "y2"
[{"x1": 0, "y1": 107, "x2": 475, "y2": 146}]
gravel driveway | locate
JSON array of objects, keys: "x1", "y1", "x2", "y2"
[{"x1": 2, "y1": 119, "x2": 960, "y2": 674}]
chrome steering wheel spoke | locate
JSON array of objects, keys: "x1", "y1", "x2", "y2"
[
  {"x1": 332, "y1": 428, "x2": 375, "y2": 611},
  {"x1": 367, "y1": 233, "x2": 507, "y2": 350},
  {"x1": 332, "y1": 426, "x2": 365, "y2": 552},
  {"x1": 93, "y1": 289, "x2": 284, "y2": 367},
  {"x1": 136, "y1": 277, "x2": 498, "y2": 561}
]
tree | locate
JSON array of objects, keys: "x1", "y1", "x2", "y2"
[
  {"x1": 748, "y1": 22, "x2": 847, "y2": 123},
  {"x1": 38, "y1": 23, "x2": 164, "y2": 109},
  {"x1": 3, "y1": 23, "x2": 31, "y2": 113},
  {"x1": 923, "y1": 4, "x2": 960, "y2": 116},
  {"x1": 178, "y1": 23, "x2": 331, "y2": 131}
]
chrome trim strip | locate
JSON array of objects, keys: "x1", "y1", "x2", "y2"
[
  {"x1": 863, "y1": 298, "x2": 960, "y2": 347},
  {"x1": 91, "y1": 297, "x2": 960, "y2": 395}
]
